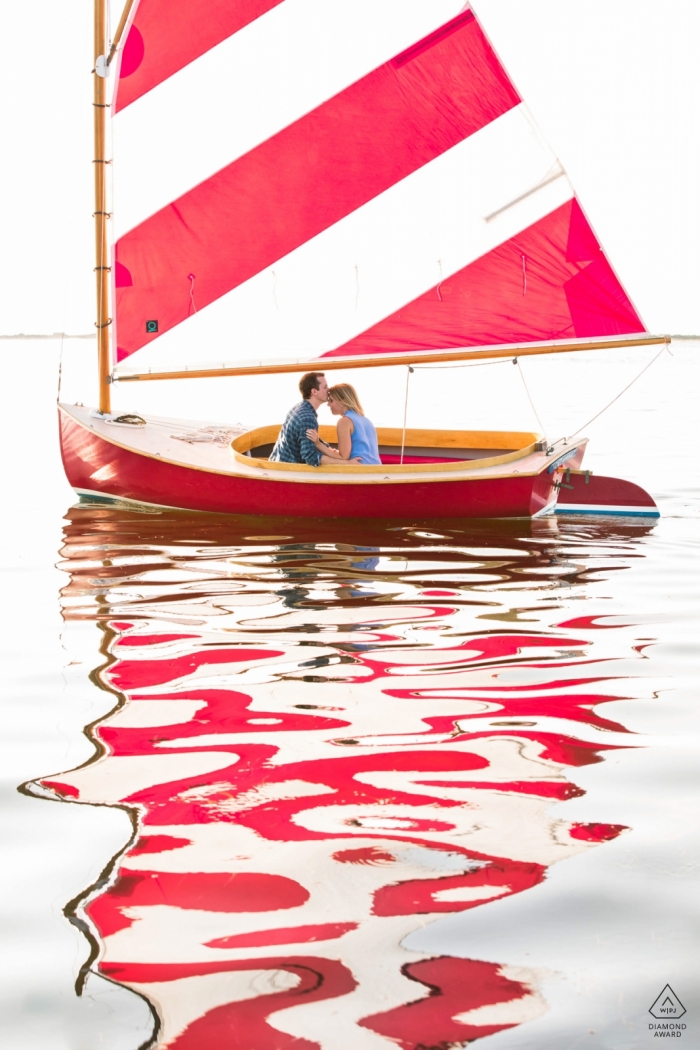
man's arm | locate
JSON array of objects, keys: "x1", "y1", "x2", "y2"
[
  {"x1": 300, "y1": 429, "x2": 323, "y2": 466},
  {"x1": 294, "y1": 405, "x2": 325, "y2": 466}
]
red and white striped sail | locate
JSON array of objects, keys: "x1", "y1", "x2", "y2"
[{"x1": 110, "y1": 1, "x2": 645, "y2": 372}]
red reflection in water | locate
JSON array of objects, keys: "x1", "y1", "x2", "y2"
[
  {"x1": 88, "y1": 871, "x2": 311, "y2": 936},
  {"x1": 206, "y1": 923, "x2": 359, "y2": 949},
  {"x1": 131, "y1": 835, "x2": 192, "y2": 855},
  {"x1": 47, "y1": 514, "x2": 651, "y2": 1049},
  {"x1": 108, "y1": 647, "x2": 284, "y2": 690},
  {"x1": 361, "y1": 957, "x2": 531, "y2": 1047},
  {"x1": 103, "y1": 957, "x2": 357, "y2": 1050}
]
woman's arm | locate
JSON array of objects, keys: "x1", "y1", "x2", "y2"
[
  {"x1": 336, "y1": 416, "x2": 354, "y2": 460},
  {"x1": 318, "y1": 452, "x2": 361, "y2": 464},
  {"x1": 306, "y1": 422, "x2": 360, "y2": 464}
]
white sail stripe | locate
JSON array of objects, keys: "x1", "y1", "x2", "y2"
[
  {"x1": 121, "y1": 105, "x2": 574, "y2": 373},
  {"x1": 112, "y1": 0, "x2": 464, "y2": 238}
]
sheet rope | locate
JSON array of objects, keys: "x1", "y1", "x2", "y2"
[{"x1": 567, "y1": 344, "x2": 670, "y2": 439}]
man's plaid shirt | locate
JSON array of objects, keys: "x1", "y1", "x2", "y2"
[{"x1": 269, "y1": 400, "x2": 328, "y2": 466}]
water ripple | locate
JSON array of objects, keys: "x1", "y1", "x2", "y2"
[{"x1": 40, "y1": 506, "x2": 663, "y2": 1048}]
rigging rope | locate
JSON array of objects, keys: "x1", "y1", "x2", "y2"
[
  {"x1": 410, "y1": 358, "x2": 510, "y2": 371},
  {"x1": 400, "y1": 366, "x2": 413, "y2": 464},
  {"x1": 514, "y1": 357, "x2": 547, "y2": 438},
  {"x1": 56, "y1": 330, "x2": 65, "y2": 404},
  {"x1": 400, "y1": 355, "x2": 547, "y2": 451},
  {"x1": 568, "y1": 344, "x2": 669, "y2": 439}
]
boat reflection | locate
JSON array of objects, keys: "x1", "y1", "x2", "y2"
[{"x1": 43, "y1": 506, "x2": 655, "y2": 1048}]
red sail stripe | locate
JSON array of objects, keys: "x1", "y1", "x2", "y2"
[
  {"x1": 114, "y1": 0, "x2": 285, "y2": 113},
  {"x1": 326, "y1": 200, "x2": 645, "y2": 357},
  {"x1": 114, "y1": 12, "x2": 519, "y2": 360}
]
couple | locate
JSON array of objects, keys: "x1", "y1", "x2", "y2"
[{"x1": 269, "y1": 372, "x2": 381, "y2": 467}]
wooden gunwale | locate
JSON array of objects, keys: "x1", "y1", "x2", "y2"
[{"x1": 231, "y1": 425, "x2": 543, "y2": 476}]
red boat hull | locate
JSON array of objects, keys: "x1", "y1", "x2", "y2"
[{"x1": 59, "y1": 408, "x2": 560, "y2": 519}]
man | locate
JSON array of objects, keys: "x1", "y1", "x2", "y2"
[{"x1": 269, "y1": 372, "x2": 332, "y2": 466}]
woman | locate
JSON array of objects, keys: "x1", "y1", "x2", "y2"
[{"x1": 306, "y1": 383, "x2": 382, "y2": 465}]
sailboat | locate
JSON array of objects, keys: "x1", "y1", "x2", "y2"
[{"x1": 59, "y1": 0, "x2": 664, "y2": 519}]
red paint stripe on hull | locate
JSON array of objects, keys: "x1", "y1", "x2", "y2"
[
  {"x1": 115, "y1": 13, "x2": 519, "y2": 359},
  {"x1": 58, "y1": 410, "x2": 555, "y2": 520}
]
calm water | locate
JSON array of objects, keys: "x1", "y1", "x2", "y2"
[{"x1": 2, "y1": 341, "x2": 700, "y2": 1049}]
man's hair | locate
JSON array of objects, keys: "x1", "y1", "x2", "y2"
[
  {"x1": 299, "y1": 372, "x2": 325, "y2": 400},
  {"x1": 328, "y1": 383, "x2": 364, "y2": 416}
]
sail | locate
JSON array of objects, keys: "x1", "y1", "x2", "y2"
[
  {"x1": 114, "y1": 0, "x2": 285, "y2": 113},
  {"x1": 111, "y1": 1, "x2": 645, "y2": 373}
]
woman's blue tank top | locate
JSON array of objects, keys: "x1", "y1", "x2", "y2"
[{"x1": 345, "y1": 409, "x2": 382, "y2": 465}]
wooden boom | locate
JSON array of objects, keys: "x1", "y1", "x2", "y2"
[
  {"x1": 107, "y1": 0, "x2": 138, "y2": 67},
  {"x1": 113, "y1": 335, "x2": 670, "y2": 383}
]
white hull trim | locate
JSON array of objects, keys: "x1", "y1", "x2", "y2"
[
  {"x1": 555, "y1": 503, "x2": 660, "y2": 517},
  {"x1": 532, "y1": 498, "x2": 558, "y2": 519},
  {"x1": 75, "y1": 488, "x2": 195, "y2": 513}
]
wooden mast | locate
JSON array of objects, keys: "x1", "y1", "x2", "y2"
[{"x1": 93, "y1": 0, "x2": 111, "y2": 414}]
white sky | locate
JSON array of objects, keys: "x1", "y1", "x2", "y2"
[{"x1": 1, "y1": 0, "x2": 698, "y2": 336}]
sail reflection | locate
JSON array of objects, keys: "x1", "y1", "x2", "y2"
[{"x1": 43, "y1": 507, "x2": 655, "y2": 1048}]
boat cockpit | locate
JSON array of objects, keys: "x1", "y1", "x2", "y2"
[{"x1": 231, "y1": 426, "x2": 546, "y2": 472}]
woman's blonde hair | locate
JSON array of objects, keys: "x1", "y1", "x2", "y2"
[{"x1": 328, "y1": 383, "x2": 364, "y2": 416}]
